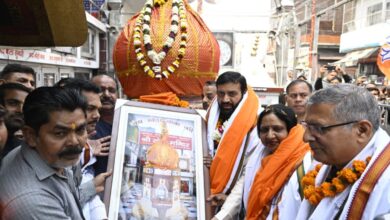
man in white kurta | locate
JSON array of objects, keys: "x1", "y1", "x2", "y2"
[
  {"x1": 206, "y1": 72, "x2": 261, "y2": 197},
  {"x1": 205, "y1": 72, "x2": 263, "y2": 220},
  {"x1": 297, "y1": 127, "x2": 390, "y2": 219},
  {"x1": 296, "y1": 84, "x2": 390, "y2": 220}
]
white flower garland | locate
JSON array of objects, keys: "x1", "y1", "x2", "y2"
[{"x1": 133, "y1": 0, "x2": 188, "y2": 79}]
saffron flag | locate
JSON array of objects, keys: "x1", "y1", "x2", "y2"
[{"x1": 377, "y1": 36, "x2": 390, "y2": 79}]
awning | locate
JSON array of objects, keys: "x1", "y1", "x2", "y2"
[{"x1": 332, "y1": 48, "x2": 379, "y2": 67}]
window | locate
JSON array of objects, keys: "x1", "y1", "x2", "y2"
[
  {"x1": 60, "y1": 73, "x2": 70, "y2": 79},
  {"x1": 342, "y1": 1, "x2": 356, "y2": 33},
  {"x1": 81, "y1": 29, "x2": 96, "y2": 58},
  {"x1": 43, "y1": 73, "x2": 56, "y2": 86},
  {"x1": 366, "y1": 3, "x2": 382, "y2": 26},
  {"x1": 386, "y1": 1, "x2": 390, "y2": 21}
]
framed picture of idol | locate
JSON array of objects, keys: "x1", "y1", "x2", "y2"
[{"x1": 104, "y1": 100, "x2": 211, "y2": 220}]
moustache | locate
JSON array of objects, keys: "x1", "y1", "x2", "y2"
[
  {"x1": 58, "y1": 147, "x2": 83, "y2": 158},
  {"x1": 88, "y1": 119, "x2": 99, "y2": 125},
  {"x1": 101, "y1": 97, "x2": 114, "y2": 104},
  {"x1": 8, "y1": 112, "x2": 24, "y2": 119}
]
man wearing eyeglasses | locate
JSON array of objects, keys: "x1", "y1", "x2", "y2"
[
  {"x1": 297, "y1": 84, "x2": 390, "y2": 219},
  {"x1": 285, "y1": 79, "x2": 313, "y2": 122}
]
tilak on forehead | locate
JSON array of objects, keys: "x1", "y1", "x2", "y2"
[{"x1": 70, "y1": 123, "x2": 77, "y2": 130}]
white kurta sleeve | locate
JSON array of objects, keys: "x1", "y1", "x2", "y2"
[{"x1": 214, "y1": 175, "x2": 245, "y2": 220}]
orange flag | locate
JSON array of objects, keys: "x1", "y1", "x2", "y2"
[{"x1": 377, "y1": 36, "x2": 390, "y2": 79}]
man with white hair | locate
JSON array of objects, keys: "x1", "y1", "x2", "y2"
[{"x1": 297, "y1": 84, "x2": 390, "y2": 219}]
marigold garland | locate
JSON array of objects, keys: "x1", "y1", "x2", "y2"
[
  {"x1": 212, "y1": 118, "x2": 227, "y2": 145},
  {"x1": 133, "y1": 0, "x2": 188, "y2": 79},
  {"x1": 153, "y1": 0, "x2": 167, "y2": 6},
  {"x1": 302, "y1": 156, "x2": 371, "y2": 206}
]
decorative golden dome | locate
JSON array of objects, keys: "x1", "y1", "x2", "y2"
[{"x1": 146, "y1": 122, "x2": 179, "y2": 169}]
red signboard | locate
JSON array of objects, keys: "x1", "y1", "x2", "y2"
[{"x1": 139, "y1": 131, "x2": 192, "y2": 150}]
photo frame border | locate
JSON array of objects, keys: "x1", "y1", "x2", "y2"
[{"x1": 103, "y1": 99, "x2": 211, "y2": 219}]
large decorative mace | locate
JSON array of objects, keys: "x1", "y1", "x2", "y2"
[{"x1": 113, "y1": 0, "x2": 220, "y2": 98}]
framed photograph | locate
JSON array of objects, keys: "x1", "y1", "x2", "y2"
[{"x1": 104, "y1": 100, "x2": 210, "y2": 220}]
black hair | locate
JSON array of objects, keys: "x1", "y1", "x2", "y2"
[
  {"x1": 204, "y1": 80, "x2": 216, "y2": 86},
  {"x1": 0, "y1": 105, "x2": 6, "y2": 119},
  {"x1": 216, "y1": 71, "x2": 247, "y2": 94},
  {"x1": 257, "y1": 104, "x2": 297, "y2": 133},
  {"x1": 0, "y1": 83, "x2": 31, "y2": 106},
  {"x1": 297, "y1": 75, "x2": 307, "y2": 81},
  {"x1": 329, "y1": 76, "x2": 342, "y2": 83},
  {"x1": 286, "y1": 79, "x2": 313, "y2": 94},
  {"x1": 1, "y1": 63, "x2": 36, "y2": 79},
  {"x1": 23, "y1": 87, "x2": 88, "y2": 132},
  {"x1": 92, "y1": 74, "x2": 118, "y2": 86},
  {"x1": 54, "y1": 78, "x2": 73, "y2": 87},
  {"x1": 57, "y1": 78, "x2": 101, "y2": 94},
  {"x1": 367, "y1": 87, "x2": 380, "y2": 94}
]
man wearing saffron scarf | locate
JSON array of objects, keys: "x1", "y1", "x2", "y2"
[
  {"x1": 296, "y1": 84, "x2": 390, "y2": 219},
  {"x1": 206, "y1": 71, "x2": 261, "y2": 207}
]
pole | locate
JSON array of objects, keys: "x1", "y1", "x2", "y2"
[
  {"x1": 293, "y1": 11, "x2": 301, "y2": 79},
  {"x1": 312, "y1": 16, "x2": 320, "y2": 81},
  {"x1": 309, "y1": 0, "x2": 316, "y2": 68},
  {"x1": 298, "y1": 0, "x2": 352, "y2": 26}
]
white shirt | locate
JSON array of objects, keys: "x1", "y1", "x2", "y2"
[{"x1": 296, "y1": 128, "x2": 390, "y2": 220}]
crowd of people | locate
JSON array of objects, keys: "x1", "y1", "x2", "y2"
[
  {"x1": 0, "y1": 63, "x2": 116, "y2": 219},
  {"x1": 313, "y1": 65, "x2": 390, "y2": 104},
  {"x1": 204, "y1": 70, "x2": 390, "y2": 220},
  {"x1": 0, "y1": 62, "x2": 390, "y2": 220}
]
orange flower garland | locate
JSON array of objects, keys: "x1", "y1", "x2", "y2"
[
  {"x1": 302, "y1": 157, "x2": 372, "y2": 206},
  {"x1": 212, "y1": 118, "x2": 226, "y2": 145}
]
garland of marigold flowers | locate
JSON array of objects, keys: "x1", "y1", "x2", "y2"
[
  {"x1": 212, "y1": 118, "x2": 225, "y2": 144},
  {"x1": 153, "y1": 0, "x2": 167, "y2": 6},
  {"x1": 302, "y1": 156, "x2": 371, "y2": 206},
  {"x1": 133, "y1": 0, "x2": 188, "y2": 79}
]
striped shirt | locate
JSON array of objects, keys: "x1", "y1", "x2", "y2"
[{"x1": 0, "y1": 143, "x2": 84, "y2": 219}]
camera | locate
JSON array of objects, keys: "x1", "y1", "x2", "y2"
[{"x1": 325, "y1": 65, "x2": 336, "y2": 71}]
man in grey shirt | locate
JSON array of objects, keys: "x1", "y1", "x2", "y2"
[{"x1": 0, "y1": 87, "x2": 88, "y2": 219}]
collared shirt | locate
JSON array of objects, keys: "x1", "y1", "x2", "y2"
[
  {"x1": 1, "y1": 135, "x2": 22, "y2": 157},
  {"x1": 0, "y1": 143, "x2": 84, "y2": 220}
]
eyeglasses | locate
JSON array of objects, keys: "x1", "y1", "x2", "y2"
[{"x1": 300, "y1": 120, "x2": 358, "y2": 135}]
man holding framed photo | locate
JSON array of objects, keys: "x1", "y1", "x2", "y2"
[
  {"x1": 205, "y1": 71, "x2": 261, "y2": 213},
  {"x1": 0, "y1": 87, "x2": 87, "y2": 219}
]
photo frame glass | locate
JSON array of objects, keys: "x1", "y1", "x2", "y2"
[{"x1": 106, "y1": 102, "x2": 206, "y2": 220}]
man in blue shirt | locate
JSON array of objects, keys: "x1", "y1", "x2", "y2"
[{"x1": 91, "y1": 74, "x2": 118, "y2": 175}]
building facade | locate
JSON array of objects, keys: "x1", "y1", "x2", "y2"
[
  {"x1": 338, "y1": 0, "x2": 390, "y2": 84},
  {"x1": 269, "y1": 0, "x2": 346, "y2": 86}
]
